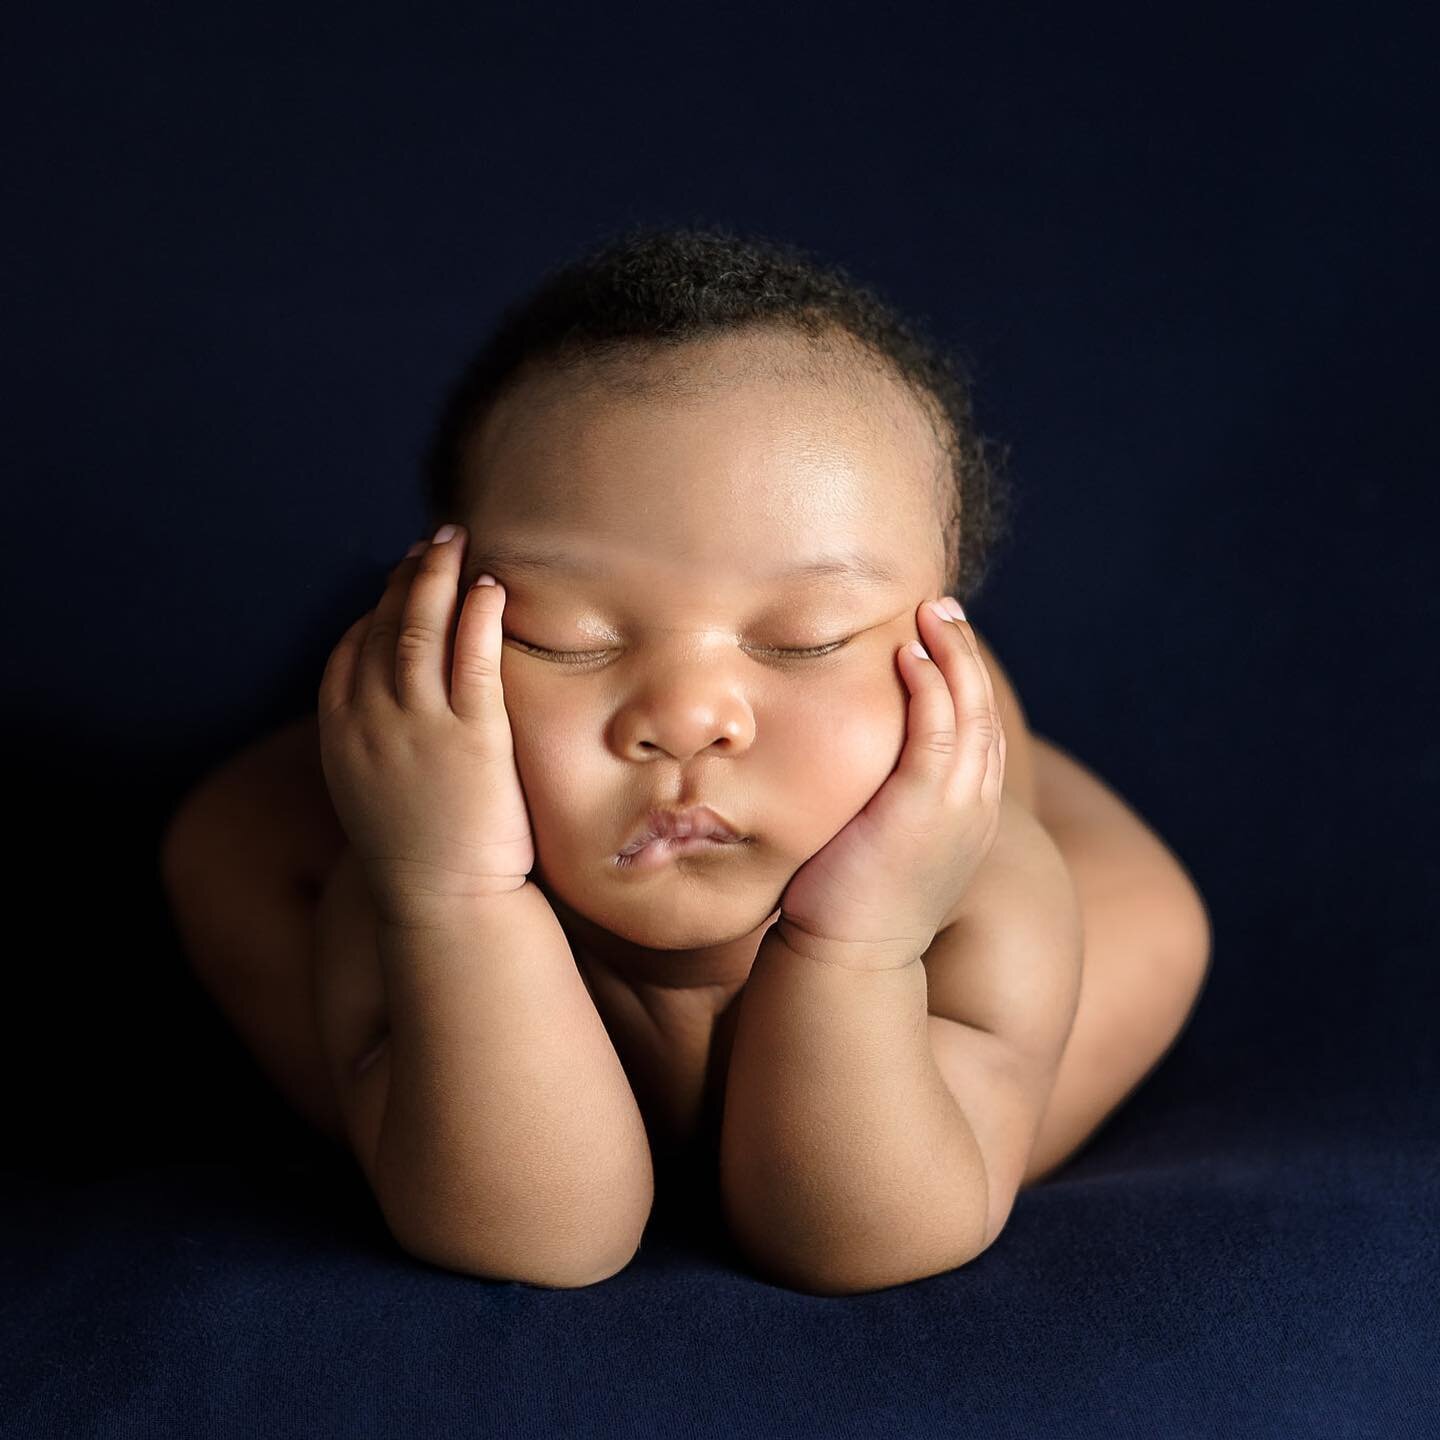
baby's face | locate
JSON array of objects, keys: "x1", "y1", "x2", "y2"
[{"x1": 456, "y1": 330, "x2": 947, "y2": 953}]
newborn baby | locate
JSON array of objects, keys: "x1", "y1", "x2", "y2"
[{"x1": 161, "y1": 224, "x2": 1213, "y2": 1296}]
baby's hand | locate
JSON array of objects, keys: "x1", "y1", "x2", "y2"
[
  {"x1": 774, "y1": 597, "x2": 1006, "y2": 967},
  {"x1": 317, "y1": 524, "x2": 536, "y2": 927}
]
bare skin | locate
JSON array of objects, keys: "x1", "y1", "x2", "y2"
[
  {"x1": 164, "y1": 327, "x2": 1213, "y2": 1236},
  {"x1": 447, "y1": 330, "x2": 957, "y2": 1037}
]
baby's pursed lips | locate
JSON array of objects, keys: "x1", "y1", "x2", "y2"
[{"x1": 619, "y1": 804, "x2": 743, "y2": 855}]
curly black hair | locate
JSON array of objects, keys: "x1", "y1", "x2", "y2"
[{"x1": 420, "y1": 221, "x2": 1017, "y2": 607}]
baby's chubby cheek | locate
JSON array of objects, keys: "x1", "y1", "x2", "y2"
[
  {"x1": 779, "y1": 693, "x2": 905, "y2": 849},
  {"x1": 498, "y1": 673, "x2": 906, "y2": 868}
]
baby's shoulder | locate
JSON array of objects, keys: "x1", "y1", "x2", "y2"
[{"x1": 175, "y1": 712, "x2": 347, "y2": 898}]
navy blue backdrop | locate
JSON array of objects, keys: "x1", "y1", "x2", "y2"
[{"x1": 3, "y1": 4, "x2": 1435, "y2": 1436}]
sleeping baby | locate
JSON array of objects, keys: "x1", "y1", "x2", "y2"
[{"x1": 162, "y1": 223, "x2": 1213, "y2": 1295}]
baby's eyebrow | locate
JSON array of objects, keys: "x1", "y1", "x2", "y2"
[{"x1": 468, "y1": 542, "x2": 903, "y2": 589}]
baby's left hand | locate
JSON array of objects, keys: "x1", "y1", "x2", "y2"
[{"x1": 774, "y1": 597, "x2": 1007, "y2": 969}]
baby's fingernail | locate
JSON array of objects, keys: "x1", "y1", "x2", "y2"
[{"x1": 941, "y1": 596, "x2": 966, "y2": 621}]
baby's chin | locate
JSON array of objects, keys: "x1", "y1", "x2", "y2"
[
  {"x1": 602, "y1": 911, "x2": 774, "y2": 954},
  {"x1": 532, "y1": 867, "x2": 781, "y2": 952}
]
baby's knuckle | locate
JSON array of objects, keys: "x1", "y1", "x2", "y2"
[
  {"x1": 968, "y1": 713, "x2": 1002, "y2": 747},
  {"x1": 330, "y1": 723, "x2": 386, "y2": 772},
  {"x1": 358, "y1": 713, "x2": 396, "y2": 749},
  {"x1": 394, "y1": 620, "x2": 439, "y2": 654},
  {"x1": 924, "y1": 725, "x2": 960, "y2": 757},
  {"x1": 452, "y1": 650, "x2": 499, "y2": 687}
]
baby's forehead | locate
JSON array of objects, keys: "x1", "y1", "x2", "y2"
[
  {"x1": 464, "y1": 360, "x2": 945, "y2": 566},
  {"x1": 462, "y1": 525, "x2": 928, "y2": 600}
]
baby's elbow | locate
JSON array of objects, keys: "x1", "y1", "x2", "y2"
[
  {"x1": 749, "y1": 1235, "x2": 989, "y2": 1298},
  {"x1": 397, "y1": 1228, "x2": 643, "y2": 1289},
  {"x1": 1155, "y1": 856, "x2": 1215, "y2": 980}
]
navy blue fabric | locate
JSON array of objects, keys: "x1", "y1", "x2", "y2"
[{"x1": 3, "y1": 3, "x2": 1437, "y2": 1436}]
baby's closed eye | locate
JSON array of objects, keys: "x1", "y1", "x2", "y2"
[{"x1": 501, "y1": 632, "x2": 856, "y2": 664}]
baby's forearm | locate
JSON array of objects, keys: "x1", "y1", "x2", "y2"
[
  {"x1": 373, "y1": 883, "x2": 654, "y2": 1287},
  {"x1": 719, "y1": 930, "x2": 988, "y2": 1295}
]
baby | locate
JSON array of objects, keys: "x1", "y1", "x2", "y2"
[{"x1": 162, "y1": 223, "x2": 1213, "y2": 1296}]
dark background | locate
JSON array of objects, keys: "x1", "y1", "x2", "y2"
[{"x1": 2, "y1": 6, "x2": 1435, "y2": 1181}]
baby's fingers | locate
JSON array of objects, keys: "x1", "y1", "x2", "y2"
[
  {"x1": 922, "y1": 600, "x2": 1005, "y2": 807},
  {"x1": 393, "y1": 525, "x2": 471, "y2": 710},
  {"x1": 356, "y1": 538, "x2": 435, "y2": 707},
  {"x1": 450, "y1": 573, "x2": 506, "y2": 725},
  {"x1": 318, "y1": 610, "x2": 374, "y2": 725}
]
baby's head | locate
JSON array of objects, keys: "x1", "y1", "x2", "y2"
[{"x1": 415, "y1": 223, "x2": 1014, "y2": 977}]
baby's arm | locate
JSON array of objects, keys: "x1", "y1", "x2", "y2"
[
  {"x1": 312, "y1": 526, "x2": 655, "y2": 1287},
  {"x1": 163, "y1": 744, "x2": 655, "y2": 1289},
  {"x1": 314, "y1": 856, "x2": 654, "y2": 1288},
  {"x1": 721, "y1": 795, "x2": 1081, "y2": 1297}
]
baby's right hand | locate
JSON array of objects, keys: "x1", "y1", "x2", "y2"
[{"x1": 317, "y1": 524, "x2": 536, "y2": 927}]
